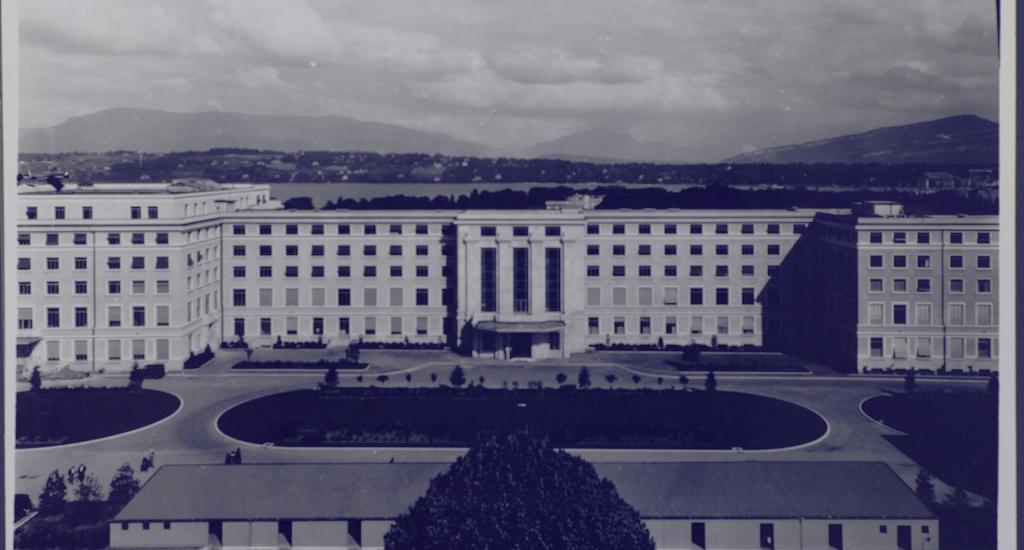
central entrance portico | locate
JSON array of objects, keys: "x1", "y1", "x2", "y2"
[{"x1": 473, "y1": 320, "x2": 566, "y2": 360}]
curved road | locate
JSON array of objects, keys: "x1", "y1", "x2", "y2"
[{"x1": 16, "y1": 352, "x2": 987, "y2": 504}]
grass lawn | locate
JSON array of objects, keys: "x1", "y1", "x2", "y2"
[
  {"x1": 669, "y1": 352, "x2": 810, "y2": 373},
  {"x1": 862, "y1": 391, "x2": 997, "y2": 499},
  {"x1": 219, "y1": 387, "x2": 826, "y2": 450},
  {"x1": 17, "y1": 388, "x2": 180, "y2": 448}
]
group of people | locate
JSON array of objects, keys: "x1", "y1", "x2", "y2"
[
  {"x1": 65, "y1": 464, "x2": 87, "y2": 484},
  {"x1": 224, "y1": 447, "x2": 243, "y2": 464},
  {"x1": 140, "y1": 450, "x2": 156, "y2": 472}
]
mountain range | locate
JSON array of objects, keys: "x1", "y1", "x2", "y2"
[
  {"x1": 21, "y1": 109, "x2": 997, "y2": 164},
  {"x1": 724, "y1": 114, "x2": 997, "y2": 164}
]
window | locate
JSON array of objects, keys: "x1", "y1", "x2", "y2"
[
  {"x1": 286, "y1": 224, "x2": 299, "y2": 235},
  {"x1": 415, "y1": 245, "x2": 429, "y2": 256},
  {"x1": 766, "y1": 244, "x2": 780, "y2": 255},
  {"x1": 949, "y1": 304, "x2": 965, "y2": 325},
  {"x1": 587, "y1": 266, "x2": 600, "y2": 277},
  {"x1": 690, "y1": 244, "x2": 703, "y2": 256},
  {"x1": 75, "y1": 307, "x2": 88, "y2": 327},
  {"x1": 54, "y1": 206, "x2": 66, "y2": 219},
  {"x1": 690, "y1": 265, "x2": 703, "y2": 277},
  {"x1": 233, "y1": 289, "x2": 246, "y2": 307},
  {"x1": 638, "y1": 244, "x2": 651, "y2": 256},
  {"x1": 715, "y1": 223, "x2": 728, "y2": 234},
  {"x1": 132, "y1": 280, "x2": 146, "y2": 294},
  {"x1": 977, "y1": 232, "x2": 991, "y2": 244},
  {"x1": 949, "y1": 279, "x2": 964, "y2": 293},
  {"x1": 766, "y1": 224, "x2": 780, "y2": 234},
  {"x1": 416, "y1": 288, "x2": 429, "y2": 306},
  {"x1": 156, "y1": 233, "x2": 169, "y2": 245},
  {"x1": 664, "y1": 265, "x2": 677, "y2": 277},
  {"x1": 258, "y1": 288, "x2": 273, "y2": 307},
  {"x1": 979, "y1": 338, "x2": 992, "y2": 358},
  {"x1": 311, "y1": 266, "x2": 325, "y2": 278},
  {"x1": 742, "y1": 288, "x2": 755, "y2": 305},
  {"x1": 917, "y1": 255, "x2": 931, "y2": 268},
  {"x1": 259, "y1": 245, "x2": 272, "y2": 257},
  {"x1": 664, "y1": 244, "x2": 677, "y2": 256},
  {"x1": 233, "y1": 224, "x2": 246, "y2": 235},
  {"x1": 415, "y1": 224, "x2": 428, "y2": 235},
  {"x1": 893, "y1": 279, "x2": 907, "y2": 292},
  {"x1": 638, "y1": 287, "x2": 653, "y2": 306},
  {"x1": 47, "y1": 257, "x2": 60, "y2": 270},
  {"x1": 916, "y1": 279, "x2": 931, "y2": 293},
  {"x1": 284, "y1": 288, "x2": 299, "y2": 307},
  {"x1": 613, "y1": 265, "x2": 625, "y2": 277},
  {"x1": 664, "y1": 224, "x2": 677, "y2": 234},
  {"x1": 132, "y1": 306, "x2": 146, "y2": 327},
  {"x1": 389, "y1": 245, "x2": 402, "y2": 256},
  {"x1": 917, "y1": 232, "x2": 930, "y2": 244},
  {"x1": 545, "y1": 225, "x2": 561, "y2": 236},
  {"x1": 513, "y1": 226, "x2": 529, "y2": 237},
  {"x1": 285, "y1": 245, "x2": 299, "y2": 256},
  {"x1": 46, "y1": 308, "x2": 61, "y2": 328},
  {"x1": 893, "y1": 255, "x2": 907, "y2": 268},
  {"x1": 715, "y1": 288, "x2": 729, "y2": 305},
  {"x1": 73, "y1": 233, "x2": 87, "y2": 245},
  {"x1": 147, "y1": 206, "x2": 158, "y2": 219},
  {"x1": 233, "y1": 266, "x2": 247, "y2": 278},
  {"x1": 916, "y1": 303, "x2": 932, "y2": 324},
  {"x1": 26, "y1": 206, "x2": 37, "y2": 219},
  {"x1": 893, "y1": 304, "x2": 907, "y2": 325},
  {"x1": 363, "y1": 245, "x2": 377, "y2": 257},
  {"x1": 131, "y1": 206, "x2": 142, "y2": 219},
  {"x1": 614, "y1": 317, "x2": 625, "y2": 334},
  {"x1": 977, "y1": 255, "x2": 991, "y2": 269},
  {"x1": 19, "y1": 282, "x2": 31, "y2": 295},
  {"x1": 156, "y1": 306, "x2": 169, "y2": 327},
  {"x1": 640, "y1": 317, "x2": 651, "y2": 335},
  {"x1": 717, "y1": 316, "x2": 729, "y2": 335},
  {"x1": 47, "y1": 281, "x2": 60, "y2": 295},
  {"x1": 871, "y1": 337, "x2": 884, "y2": 358},
  {"x1": 691, "y1": 523, "x2": 706, "y2": 549},
  {"x1": 285, "y1": 266, "x2": 299, "y2": 278},
  {"x1": 108, "y1": 280, "x2": 122, "y2": 294},
  {"x1": 586, "y1": 288, "x2": 601, "y2": 306},
  {"x1": 741, "y1": 244, "x2": 754, "y2": 256},
  {"x1": 612, "y1": 288, "x2": 626, "y2": 306},
  {"x1": 311, "y1": 245, "x2": 325, "y2": 257},
  {"x1": 950, "y1": 231, "x2": 963, "y2": 244},
  {"x1": 715, "y1": 265, "x2": 728, "y2": 277},
  {"x1": 741, "y1": 224, "x2": 754, "y2": 235},
  {"x1": 638, "y1": 224, "x2": 651, "y2": 234},
  {"x1": 978, "y1": 279, "x2": 992, "y2": 293},
  {"x1": 977, "y1": 303, "x2": 993, "y2": 325},
  {"x1": 950, "y1": 337, "x2": 965, "y2": 358},
  {"x1": 893, "y1": 337, "x2": 908, "y2": 359},
  {"x1": 869, "y1": 255, "x2": 883, "y2": 268},
  {"x1": 715, "y1": 244, "x2": 728, "y2": 256},
  {"x1": 45, "y1": 233, "x2": 59, "y2": 246},
  {"x1": 389, "y1": 266, "x2": 402, "y2": 278},
  {"x1": 259, "y1": 266, "x2": 273, "y2": 278},
  {"x1": 312, "y1": 224, "x2": 324, "y2": 235},
  {"x1": 638, "y1": 265, "x2": 652, "y2": 277},
  {"x1": 588, "y1": 317, "x2": 600, "y2": 335},
  {"x1": 613, "y1": 245, "x2": 626, "y2": 256},
  {"x1": 546, "y1": 248, "x2": 562, "y2": 312},
  {"x1": 690, "y1": 224, "x2": 702, "y2": 235},
  {"x1": 17, "y1": 258, "x2": 30, "y2": 270},
  {"x1": 893, "y1": 232, "x2": 906, "y2": 244},
  {"x1": 869, "y1": 303, "x2": 884, "y2": 324},
  {"x1": 587, "y1": 224, "x2": 600, "y2": 235},
  {"x1": 416, "y1": 266, "x2": 429, "y2": 278},
  {"x1": 233, "y1": 245, "x2": 246, "y2": 257},
  {"x1": 131, "y1": 257, "x2": 145, "y2": 269},
  {"x1": 17, "y1": 233, "x2": 30, "y2": 246},
  {"x1": 691, "y1": 316, "x2": 704, "y2": 335},
  {"x1": 513, "y1": 248, "x2": 530, "y2": 313},
  {"x1": 949, "y1": 255, "x2": 963, "y2": 269},
  {"x1": 690, "y1": 288, "x2": 703, "y2": 305},
  {"x1": 741, "y1": 265, "x2": 755, "y2": 277},
  {"x1": 613, "y1": 224, "x2": 625, "y2": 235},
  {"x1": 259, "y1": 224, "x2": 272, "y2": 235}
]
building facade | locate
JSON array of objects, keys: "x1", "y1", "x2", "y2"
[{"x1": 15, "y1": 184, "x2": 999, "y2": 373}]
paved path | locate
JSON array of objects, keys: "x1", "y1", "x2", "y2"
[{"x1": 16, "y1": 352, "x2": 988, "y2": 507}]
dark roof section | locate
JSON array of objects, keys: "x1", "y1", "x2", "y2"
[
  {"x1": 593, "y1": 462, "x2": 935, "y2": 520},
  {"x1": 115, "y1": 461, "x2": 934, "y2": 522},
  {"x1": 115, "y1": 463, "x2": 449, "y2": 522}
]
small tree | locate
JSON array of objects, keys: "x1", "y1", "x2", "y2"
[
  {"x1": 38, "y1": 470, "x2": 66, "y2": 516},
  {"x1": 657, "y1": 336, "x2": 664, "y2": 350},
  {"x1": 478, "y1": 375, "x2": 486, "y2": 386},
  {"x1": 556, "y1": 372, "x2": 568, "y2": 386},
  {"x1": 108, "y1": 463, "x2": 140, "y2": 504},
  {"x1": 704, "y1": 370, "x2": 717, "y2": 392},
  {"x1": 578, "y1": 367, "x2": 592, "y2": 389},
  {"x1": 430, "y1": 373, "x2": 438, "y2": 384},
  {"x1": 377, "y1": 374, "x2": 389, "y2": 385},
  {"x1": 944, "y1": 487, "x2": 969, "y2": 509},
  {"x1": 657, "y1": 377, "x2": 663, "y2": 385},
  {"x1": 75, "y1": 473, "x2": 103, "y2": 502},
  {"x1": 632, "y1": 374, "x2": 642, "y2": 385},
  {"x1": 406, "y1": 373, "x2": 413, "y2": 384},
  {"x1": 915, "y1": 469, "x2": 936, "y2": 507},
  {"x1": 356, "y1": 375, "x2": 364, "y2": 384},
  {"x1": 323, "y1": 366, "x2": 339, "y2": 388},
  {"x1": 345, "y1": 345, "x2": 361, "y2": 363},
  {"x1": 128, "y1": 364, "x2": 144, "y2": 390},
  {"x1": 987, "y1": 373, "x2": 999, "y2": 397},
  {"x1": 605, "y1": 374, "x2": 618, "y2": 388},
  {"x1": 679, "y1": 374, "x2": 690, "y2": 390},
  {"x1": 903, "y1": 369, "x2": 917, "y2": 394},
  {"x1": 30, "y1": 367, "x2": 42, "y2": 391},
  {"x1": 449, "y1": 365, "x2": 466, "y2": 387}
]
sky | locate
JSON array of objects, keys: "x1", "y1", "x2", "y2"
[{"x1": 19, "y1": 0, "x2": 998, "y2": 161}]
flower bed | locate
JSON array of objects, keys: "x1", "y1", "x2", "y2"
[{"x1": 232, "y1": 359, "x2": 367, "y2": 370}]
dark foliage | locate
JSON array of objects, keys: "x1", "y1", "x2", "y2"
[
  {"x1": 30, "y1": 367, "x2": 42, "y2": 391},
  {"x1": 384, "y1": 433, "x2": 655, "y2": 550},
  {"x1": 17, "y1": 389, "x2": 179, "y2": 448},
  {"x1": 282, "y1": 196, "x2": 315, "y2": 210},
  {"x1": 577, "y1": 367, "x2": 592, "y2": 389},
  {"x1": 705, "y1": 370, "x2": 717, "y2": 392},
  {"x1": 184, "y1": 346, "x2": 215, "y2": 370},
  {"x1": 233, "y1": 359, "x2": 367, "y2": 370},
  {"x1": 220, "y1": 338, "x2": 249, "y2": 349},
  {"x1": 38, "y1": 470, "x2": 66, "y2": 515},
  {"x1": 449, "y1": 365, "x2": 466, "y2": 387},
  {"x1": 15, "y1": 501, "x2": 121, "y2": 550},
  {"x1": 863, "y1": 392, "x2": 997, "y2": 498},
  {"x1": 217, "y1": 387, "x2": 825, "y2": 450},
  {"x1": 322, "y1": 366, "x2": 340, "y2": 389},
  {"x1": 108, "y1": 463, "x2": 140, "y2": 505},
  {"x1": 272, "y1": 339, "x2": 327, "y2": 349},
  {"x1": 350, "y1": 341, "x2": 446, "y2": 350}
]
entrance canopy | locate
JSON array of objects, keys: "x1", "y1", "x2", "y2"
[
  {"x1": 16, "y1": 337, "x2": 41, "y2": 358},
  {"x1": 475, "y1": 320, "x2": 565, "y2": 334}
]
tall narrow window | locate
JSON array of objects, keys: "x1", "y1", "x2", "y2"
[
  {"x1": 481, "y1": 247, "x2": 497, "y2": 312},
  {"x1": 545, "y1": 248, "x2": 561, "y2": 312},
  {"x1": 513, "y1": 248, "x2": 530, "y2": 313}
]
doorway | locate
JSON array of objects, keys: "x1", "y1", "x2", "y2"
[
  {"x1": 896, "y1": 525, "x2": 911, "y2": 550},
  {"x1": 510, "y1": 334, "x2": 532, "y2": 359}
]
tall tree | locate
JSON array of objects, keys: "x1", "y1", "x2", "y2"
[
  {"x1": 915, "y1": 469, "x2": 936, "y2": 507},
  {"x1": 384, "y1": 434, "x2": 655, "y2": 550},
  {"x1": 108, "y1": 463, "x2": 141, "y2": 505},
  {"x1": 577, "y1": 367, "x2": 592, "y2": 389},
  {"x1": 38, "y1": 470, "x2": 67, "y2": 516},
  {"x1": 705, "y1": 369, "x2": 717, "y2": 392},
  {"x1": 449, "y1": 365, "x2": 466, "y2": 387}
]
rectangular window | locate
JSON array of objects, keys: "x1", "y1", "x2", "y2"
[
  {"x1": 285, "y1": 288, "x2": 299, "y2": 307},
  {"x1": 917, "y1": 338, "x2": 932, "y2": 358},
  {"x1": 691, "y1": 316, "x2": 703, "y2": 335},
  {"x1": 916, "y1": 279, "x2": 931, "y2": 293},
  {"x1": 638, "y1": 265, "x2": 651, "y2": 277},
  {"x1": 977, "y1": 232, "x2": 991, "y2": 244},
  {"x1": 638, "y1": 244, "x2": 651, "y2": 256},
  {"x1": 588, "y1": 317, "x2": 600, "y2": 335},
  {"x1": 311, "y1": 288, "x2": 326, "y2": 307},
  {"x1": 717, "y1": 316, "x2": 729, "y2": 335},
  {"x1": 893, "y1": 232, "x2": 906, "y2": 244},
  {"x1": 894, "y1": 255, "x2": 907, "y2": 268},
  {"x1": 766, "y1": 224, "x2": 780, "y2": 234},
  {"x1": 108, "y1": 306, "x2": 122, "y2": 327},
  {"x1": 587, "y1": 288, "x2": 601, "y2": 306},
  {"x1": 917, "y1": 232, "x2": 930, "y2": 244},
  {"x1": 715, "y1": 288, "x2": 729, "y2": 305},
  {"x1": 233, "y1": 289, "x2": 246, "y2": 307},
  {"x1": 47, "y1": 257, "x2": 60, "y2": 270},
  {"x1": 869, "y1": 255, "x2": 883, "y2": 268},
  {"x1": 893, "y1": 304, "x2": 907, "y2": 324},
  {"x1": 47, "y1": 308, "x2": 61, "y2": 328},
  {"x1": 690, "y1": 288, "x2": 703, "y2": 305},
  {"x1": 949, "y1": 279, "x2": 964, "y2": 293},
  {"x1": 664, "y1": 265, "x2": 678, "y2": 277},
  {"x1": 147, "y1": 206, "x2": 158, "y2": 219},
  {"x1": 389, "y1": 245, "x2": 403, "y2": 256},
  {"x1": 338, "y1": 317, "x2": 350, "y2": 334},
  {"x1": 978, "y1": 338, "x2": 992, "y2": 358},
  {"x1": 19, "y1": 282, "x2": 31, "y2": 295},
  {"x1": 690, "y1": 244, "x2": 703, "y2": 256},
  {"x1": 870, "y1": 338, "x2": 885, "y2": 359},
  {"x1": 917, "y1": 255, "x2": 931, "y2": 268},
  {"x1": 869, "y1": 231, "x2": 883, "y2": 244},
  {"x1": 638, "y1": 224, "x2": 651, "y2": 234},
  {"x1": 513, "y1": 248, "x2": 530, "y2": 313},
  {"x1": 481, "y1": 247, "x2": 497, "y2": 312},
  {"x1": 691, "y1": 523, "x2": 706, "y2": 549},
  {"x1": 977, "y1": 255, "x2": 991, "y2": 269},
  {"x1": 915, "y1": 303, "x2": 932, "y2": 325},
  {"x1": 893, "y1": 337, "x2": 908, "y2": 359},
  {"x1": 286, "y1": 317, "x2": 298, "y2": 335},
  {"x1": 742, "y1": 288, "x2": 755, "y2": 305},
  {"x1": 766, "y1": 244, "x2": 780, "y2": 255},
  {"x1": 690, "y1": 265, "x2": 703, "y2": 277},
  {"x1": 715, "y1": 244, "x2": 728, "y2": 256},
  {"x1": 950, "y1": 337, "x2": 965, "y2": 358},
  {"x1": 337, "y1": 288, "x2": 351, "y2": 306},
  {"x1": 949, "y1": 255, "x2": 963, "y2": 269},
  {"x1": 978, "y1": 279, "x2": 992, "y2": 293},
  {"x1": 977, "y1": 303, "x2": 993, "y2": 325},
  {"x1": 614, "y1": 317, "x2": 625, "y2": 334},
  {"x1": 75, "y1": 307, "x2": 88, "y2": 327},
  {"x1": 311, "y1": 245, "x2": 325, "y2": 257},
  {"x1": 690, "y1": 224, "x2": 702, "y2": 234},
  {"x1": 612, "y1": 287, "x2": 627, "y2": 306},
  {"x1": 363, "y1": 288, "x2": 377, "y2": 307},
  {"x1": 640, "y1": 317, "x2": 651, "y2": 335},
  {"x1": 17, "y1": 258, "x2": 31, "y2": 270},
  {"x1": 612, "y1": 224, "x2": 625, "y2": 235},
  {"x1": 545, "y1": 248, "x2": 561, "y2": 312},
  {"x1": 286, "y1": 224, "x2": 299, "y2": 235},
  {"x1": 664, "y1": 224, "x2": 677, "y2": 234},
  {"x1": 742, "y1": 315, "x2": 754, "y2": 334},
  {"x1": 132, "y1": 306, "x2": 146, "y2": 327},
  {"x1": 638, "y1": 287, "x2": 653, "y2": 306},
  {"x1": 868, "y1": 303, "x2": 884, "y2": 324},
  {"x1": 545, "y1": 225, "x2": 561, "y2": 236}
]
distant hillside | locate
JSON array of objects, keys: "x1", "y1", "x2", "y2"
[
  {"x1": 524, "y1": 127, "x2": 685, "y2": 163},
  {"x1": 724, "y1": 115, "x2": 997, "y2": 164},
  {"x1": 20, "y1": 108, "x2": 496, "y2": 156}
]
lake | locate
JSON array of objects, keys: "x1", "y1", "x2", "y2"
[{"x1": 268, "y1": 182, "x2": 698, "y2": 207}]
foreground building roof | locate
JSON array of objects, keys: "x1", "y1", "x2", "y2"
[{"x1": 115, "y1": 461, "x2": 934, "y2": 523}]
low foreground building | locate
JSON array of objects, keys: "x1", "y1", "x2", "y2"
[{"x1": 110, "y1": 461, "x2": 937, "y2": 550}]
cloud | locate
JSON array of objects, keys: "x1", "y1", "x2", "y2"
[
  {"x1": 485, "y1": 47, "x2": 662, "y2": 85},
  {"x1": 236, "y1": 66, "x2": 290, "y2": 90}
]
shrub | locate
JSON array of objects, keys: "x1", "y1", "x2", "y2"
[
  {"x1": 323, "y1": 366, "x2": 339, "y2": 389},
  {"x1": 127, "y1": 365, "x2": 144, "y2": 390},
  {"x1": 74, "y1": 474, "x2": 103, "y2": 502},
  {"x1": 184, "y1": 347, "x2": 215, "y2": 370},
  {"x1": 578, "y1": 367, "x2": 592, "y2": 389},
  {"x1": 38, "y1": 470, "x2": 66, "y2": 516},
  {"x1": 449, "y1": 365, "x2": 466, "y2": 387},
  {"x1": 556, "y1": 372, "x2": 568, "y2": 385},
  {"x1": 272, "y1": 339, "x2": 327, "y2": 350},
  {"x1": 30, "y1": 367, "x2": 42, "y2": 391},
  {"x1": 705, "y1": 370, "x2": 717, "y2": 392},
  {"x1": 108, "y1": 463, "x2": 140, "y2": 505}
]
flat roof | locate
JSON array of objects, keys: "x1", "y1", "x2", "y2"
[{"x1": 114, "y1": 461, "x2": 934, "y2": 523}]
